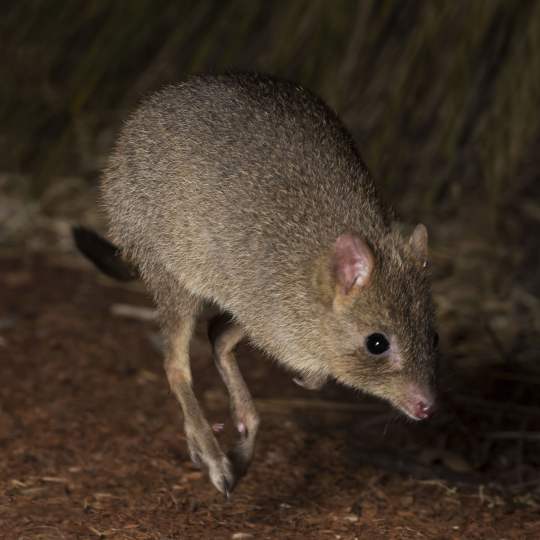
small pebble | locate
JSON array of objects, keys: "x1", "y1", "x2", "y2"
[{"x1": 401, "y1": 495, "x2": 414, "y2": 507}]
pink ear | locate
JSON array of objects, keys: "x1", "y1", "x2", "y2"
[{"x1": 333, "y1": 234, "x2": 374, "y2": 294}]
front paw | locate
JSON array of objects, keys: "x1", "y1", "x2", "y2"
[{"x1": 293, "y1": 372, "x2": 326, "y2": 390}]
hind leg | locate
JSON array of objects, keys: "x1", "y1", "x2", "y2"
[
  {"x1": 164, "y1": 311, "x2": 235, "y2": 496},
  {"x1": 148, "y1": 272, "x2": 234, "y2": 496},
  {"x1": 208, "y1": 314, "x2": 259, "y2": 480}
]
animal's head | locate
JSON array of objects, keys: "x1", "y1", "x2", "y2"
[{"x1": 313, "y1": 224, "x2": 438, "y2": 420}]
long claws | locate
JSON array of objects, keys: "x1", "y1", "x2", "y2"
[{"x1": 223, "y1": 478, "x2": 232, "y2": 499}]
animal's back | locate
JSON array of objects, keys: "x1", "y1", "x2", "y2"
[{"x1": 101, "y1": 73, "x2": 388, "y2": 323}]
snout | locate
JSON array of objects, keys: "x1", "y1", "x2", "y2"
[
  {"x1": 404, "y1": 399, "x2": 434, "y2": 420},
  {"x1": 397, "y1": 385, "x2": 435, "y2": 421}
]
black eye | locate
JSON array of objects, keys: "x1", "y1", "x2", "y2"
[
  {"x1": 365, "y1": 333, "x2": 390, "y2": 355},
  {"x1": 433, "y1": 332, "x2": 439, "y2": 348}
]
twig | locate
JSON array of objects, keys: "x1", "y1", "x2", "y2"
[
  {"x1": 453, "y1": 395, "x2": 540, "y2": 417},
  {"x1": 488, "y1": 371, "x2": 540, "y2": 385},
  {"x1": 484, "y1": 431, "x2": 540, "y2": 442},
  {"x1": 508, "y1": 477, "x2": 540, "y2": 494},
  {"x1": 254, "y1": 398, "x2": 385, "y2": 414},
  {"x1": 417, "y1": 479, "x2": 458, "y2": 495},
  {"x1": 350, "y1": 447, "x2": 481, "y2": 485},
  {"x1": 110, "y1": 303, "x2": 157, "y2": 322}
]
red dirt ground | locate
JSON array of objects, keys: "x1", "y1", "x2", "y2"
[{"x1": 1, "y1": 254, "x2": 540, "y2": 539}]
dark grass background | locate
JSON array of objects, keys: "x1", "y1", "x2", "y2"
[{"x1": 3, "y1": 0, "x2": 540, "y2": 219}]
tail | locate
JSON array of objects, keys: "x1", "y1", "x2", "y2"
[{"x1": 72, "y1": 226, "x2": 138, "y2": 282}]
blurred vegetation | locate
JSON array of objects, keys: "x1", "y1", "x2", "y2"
[{"x1": 2, "y1": 0, "x2": 540, "y2": 219}]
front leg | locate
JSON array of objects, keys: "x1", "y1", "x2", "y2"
[{"x1": 208, "y1": 314, "x2": 259, "y2": 481}]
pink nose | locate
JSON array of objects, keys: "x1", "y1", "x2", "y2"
[{"x1": 413, "y1": 400, "x2": 433, "y2": 420}]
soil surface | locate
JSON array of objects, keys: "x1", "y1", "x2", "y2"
[{"x1": 1, "y1": 254, "x2": 540, "y2": 539}]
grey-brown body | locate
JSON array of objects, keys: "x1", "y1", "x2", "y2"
[{"x1": 99, "y1": 73, "x2": 438, "y2": 495}]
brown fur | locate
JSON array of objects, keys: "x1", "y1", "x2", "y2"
[{"x1": 99, "y1": 73, "x2": 438, "y2": 494}]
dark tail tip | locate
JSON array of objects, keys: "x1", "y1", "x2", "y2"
[{"x1": 72, "y1": 225, "x2": 138, "y2": 282}]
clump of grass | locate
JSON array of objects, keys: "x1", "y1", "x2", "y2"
[{"x1": 2, "y1": 1, "x2": 539, "y2": 222}]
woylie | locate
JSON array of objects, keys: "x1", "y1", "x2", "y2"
[{"x1": 74, "y1": 73, "x2": 439, "y2": 496}]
